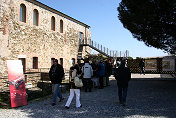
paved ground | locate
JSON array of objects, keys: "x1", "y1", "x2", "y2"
[{"x1": 0, "y1": 74, "x2": 176, "y2": 118}]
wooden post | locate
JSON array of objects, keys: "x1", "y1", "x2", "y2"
[
  {"x1": 156, "y1": 58, "x2": 162, "y2": 73},
  {"x1": 175, "y1": 59, "x2": 176, "y2": 72}
]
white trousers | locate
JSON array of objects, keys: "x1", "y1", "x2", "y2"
[{"x1": 65, "y1": 89, "x2": 81, "y2": 108}]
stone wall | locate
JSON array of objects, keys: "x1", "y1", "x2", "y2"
[
  {"x1": 0, "y1": 73, "x2": 46, "y2": 92},
  {"x1": 0, "y1": 0, "x2": 91, "y2": 78},
  {"x1": 0, "y1": 77, "x2": 9, "y2": 92}
]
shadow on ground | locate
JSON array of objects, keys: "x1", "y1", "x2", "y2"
[{"x1": 5, "y1": 78, "x2": 176, "y2": 118}]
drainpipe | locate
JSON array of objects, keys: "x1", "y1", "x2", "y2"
[
  {"x1": 85, "y1": 26, "x2": 87, "y2": 53},
  {"x1": 85, "y1": 26, "x2": 87, "y2": 44},
  {"x1": 85, "y1": 25, "x2": 90, "y2": 52}
]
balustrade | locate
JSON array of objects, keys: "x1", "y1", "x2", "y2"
[{"x1": 80, "y1": 40, "x2": 129, "y2": 58}]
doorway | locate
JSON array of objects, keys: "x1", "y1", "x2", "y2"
[{"x1": 18, "y1": 58, "x2": 26, "y2": 73}]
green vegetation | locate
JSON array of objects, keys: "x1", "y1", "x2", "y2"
[{"x1": 118, "y1": 0, "x2": 176, "y2": 54}]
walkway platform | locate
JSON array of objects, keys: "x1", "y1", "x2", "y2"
[{"x1": 1, "y1": 75, "x2": 176, "y2": 118}]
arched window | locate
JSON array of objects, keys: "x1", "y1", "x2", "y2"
[
  {"x1": 51, "y1": 58, "x2": 55, "y2": 65},
  {"x1": 60, "y1": 58, "x2": 63, "y2": 66},
  {"x1": 71, "y1": 58, "x2": 75, "y2": 66},
  {"x1": 51, "y1": 16, "x2": 55, "y2": 31},
  {"x1": 33, "y1": 57, "x2": 38, "y2": 69},
  {"x1": 20, "y1": 4, "x2": 26, "y2": 22},
  {"x1": 33, "y1": 9, "x2": 39, "y2": 26},
  {"x1": 60, "y1": 20, "x2": 63, "y2": 33}
]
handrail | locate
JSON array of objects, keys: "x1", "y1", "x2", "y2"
[
  {"x1": 79, "y1": 39, "x2": 129, "y2": 58},
  {"x1": 25, "y1": 68, "x2": 70, "y2": 73}
]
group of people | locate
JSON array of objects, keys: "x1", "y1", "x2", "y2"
[{"x1": 49, "y1": 58, "x2": 131, "y2": 108}]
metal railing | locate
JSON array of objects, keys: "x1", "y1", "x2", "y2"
[
  {"x1": 79, "y1": 38, "x2": 129, "y2": 58},
  {"x1": 25, "y1": 68, "x2": 50, "y2": 73}
]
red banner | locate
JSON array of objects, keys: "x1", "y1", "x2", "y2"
[{"x1": 7, "y1": 60, "x2": 27, "y2": 108}]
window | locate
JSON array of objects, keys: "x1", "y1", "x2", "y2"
[
  {"x1": 60, "y1": 58, "x2": 63, "y2": 66},
  {"x1": 51, "y1": 58, "x2": 55, "y2": 65},
  {"x1": 71, "y1": 58, "x2": 75, "y2": 66},
  {"x1": 79, "y1": 32, "x2": 84, "y2": 44},
  {"x1": 33, "y1": 9, "x2": 39, "y2": 26},
  {"x1": 79, "y1": 32, "x2": 83, "y2": 39},
  {"x1": 33, "y1": 57, "x2": 38, "y2": 69},
  {"x1": 20, "y1": 4, "x2": 26, "y2": 22},
  {"x1": 51, "y1": 16, "x2": 55, "y2": 31},
  {"x1": 60, "y1": 20, "x2": 63, "y2": 33}
]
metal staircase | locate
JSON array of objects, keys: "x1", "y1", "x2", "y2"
[
  {"x1": 77, "y1": 39, "x2": 129, "y2": 59},
  {"x1": 77, "y1": 44, "x2": 84, "y2": 60}
]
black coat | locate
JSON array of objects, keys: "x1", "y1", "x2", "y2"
[
  {"x1": 49, "y1": 64, "x2": 64, "y2": 84},
  {"x1": 114, "y1": 66, "x2": 131, "y2": 88}
]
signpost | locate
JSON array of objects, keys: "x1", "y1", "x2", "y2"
[{"x1": 7, "y1": 60, "x2": 27, "y2": 108}]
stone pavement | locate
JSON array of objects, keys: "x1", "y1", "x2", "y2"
[{"x1": 0, "y1": 74, "x2": 176, "y2": 118}]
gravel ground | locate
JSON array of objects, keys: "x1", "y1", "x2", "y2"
[{"x1": 0, "y1": 74, "x2": 176, "y2": 118}]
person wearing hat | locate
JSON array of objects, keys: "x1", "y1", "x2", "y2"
[{"x1": 49, "y1": 59, "x2": 65, "y2": 106}]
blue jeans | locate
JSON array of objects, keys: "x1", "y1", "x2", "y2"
[
  {"x1": 118, "y1": 86, "x2": 128, "y2": 103},
  {"x1": 52, "y1": 84, "x2": 63, "y2": 103}
]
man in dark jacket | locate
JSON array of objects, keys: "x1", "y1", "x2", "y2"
[
  {"x1": 49, "y1": 59, "x2": 64, "y2": 106},
  {"x1": 114, "y1": 59, "x2": 131, "y2": 106}
]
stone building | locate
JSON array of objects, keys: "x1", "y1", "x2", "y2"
[{"x1": 0, "y1": 0, "x2": 91, "y2": 77}]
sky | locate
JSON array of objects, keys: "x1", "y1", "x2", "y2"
[{"x1": 37, "y1": 0, "x2": 168, "y2": 58}]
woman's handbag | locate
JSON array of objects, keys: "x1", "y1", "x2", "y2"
[{"x1": 74, "y1": 76, "x2": 83, "y2": 87}]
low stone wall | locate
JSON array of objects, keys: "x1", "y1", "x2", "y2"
[
  {"x1": 0, "y1": 72, "x2": 70, "y2": 92},
  {"x1": 25, "y1": 73, "x2": 42, "y2": 88},
  {"x1": 0, "y1": 77, "x2": 9, "y2": 92},
  {"x1": 0, "y1": 73, "x2": 46, "y2": 92}
]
